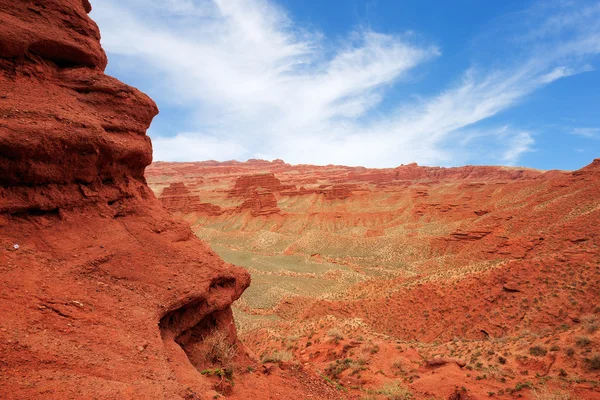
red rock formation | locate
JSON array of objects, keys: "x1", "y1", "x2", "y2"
[
  {"x1": 239, "y1": 191, "x2": 280, "y2": 217},
  {"x1": 160, "y1": 182, "x2": 199, "y2": 212},
  {"x1": 343, "y1": 162, "x2": 544, "y2": 184},
  {"x1": 316, "y1": 184, "x2": 357, "y2": 200},
  {"x1": 194, "y1": 202, "x2": 225, "y2": 216},
  {"x1": 159, "y1": 183, "x2": 224, "y2": 216},
  {"x1": 228, "y1": 173, "x2": 282, "y2": 216},
  {"x1": 0, "y1": 2, "x2": 248, "y2": 399},
  {"x1": 391, "y1": 162, "x2": 542, "y2": 181},
  {"x1": 447, "y1": 229, "x2": 492, "y2": 241},
  {"x1": 228, "y1": 173, "x2": 283, "y2": 197}
]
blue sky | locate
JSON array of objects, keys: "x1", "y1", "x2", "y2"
[{"x1": 91, "y1": 0, "x2": 600, "y2": 170}]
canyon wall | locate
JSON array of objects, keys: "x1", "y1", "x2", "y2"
[{"x1": 0, "y1": 1, "x2": 249, "y2": 398}]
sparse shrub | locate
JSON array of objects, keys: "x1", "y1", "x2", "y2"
[
  {"x1": 549, "y1": 345, "x2": 560, "y2": 352},
  {"x1": 327, "y1": 329, "x2": 344, "y2": 341},
  {"x1": 581, "y1": 315, "x2": 599, "y2": 333},
  {"x1": 198, "y1": 330, "x2": 236, "y2": 368},
  {"x1": 325, "y1": 358, "x2": 355, "y2": 379},
  {"x1": 200, "y1": 367, "x2": 235, "y2": 391},
  {"x1": 377, "y1": 381, "x2": 413, "y2": 400},
  {"x1": 391, "y1": 360, "x2": 404, "y2": 375},
  {"x1": 201, "y1": 367, "x2": 233, "y2": 380},
  {"x1": 498, "y1": 356, "x2": 507, "y2": 364},
  {"x1": 529, "y1": 346, "x2": 548, "y2": 357},
  {"x1": 512, "y1": 381, "x2": 534, "y2": 392},
  {"x1": 261, "y1": 350, "x2": 292, "y2": 364},
  {"x1": 575, "y1": 336, "x2": 591, "y2": 347},
  {"x1": 585, "y1": 354, "x2": 600, "y2": 370},
  {"x1": 565, "y1": 348, "x2": 575, "y2": 357},
  {"x1": 320, "y1": 373, "x2": 346, "y2": 392}
]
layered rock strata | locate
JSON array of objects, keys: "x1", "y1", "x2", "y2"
[{"x1": 0, "y1": 1, "x2": 249, "y2": 398}]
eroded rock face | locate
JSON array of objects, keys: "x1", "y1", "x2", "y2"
[
  {"x1": 160, "y1": 182, "x2": 202, "y2": 213},
  {"x1": 228, "y1": 173, "x2": 283, "y2": 197},
  {"x1": 0, "y1": 0, "x2": 157, "y2": 213},
  {"x1": 0, "y1": 0, "x2": 106, "y2": 69},
  {"x1": 0, "y1": 2, "x2": 249, "y2": 398},
  {"x1": 160, "y1": 182, "x2": 224, "y2": 216},
  {"x1": 229, "y1": 174, "x2": 282, "y2": 216},
  {"x1": 238, "y1": 191, "x2": 280, "y2": 217}
]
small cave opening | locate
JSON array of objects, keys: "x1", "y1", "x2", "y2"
[
  {"x1": 159, "y1": 298, "x2": 238, "y2": 372},
  {"x1": 210, "y1": 277, "x2": 236, "y2": 291}
]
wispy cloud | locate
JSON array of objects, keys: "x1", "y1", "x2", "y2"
[
  {"x1": 570, "y1": 127, "x2": 600, "y2": 139},
  {"x1": 91, "y1": 0, "x2": 600, "y2": 167}
]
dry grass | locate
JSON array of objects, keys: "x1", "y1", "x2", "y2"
[
  {"x1": 199, "y1": 330, "x2": 237, "y2": 368},
  {"x1": 376, "y1": 381, "x2": 413, "y2": 400},
  {"x1": 327, "y1": 328, "x2": 344, "y2": 341},
  {"x1": 581, "y1": 314, "x2": 599, "y2": 333},
  {"x1": 261, "y1": 349, "x2": 293, "y2": 364},
  {"x1": 532, "y1": 387, "x2": 572, "y2": 400}
]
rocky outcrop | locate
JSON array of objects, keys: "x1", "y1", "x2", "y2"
[
  {"x1": 159, "y1": 183, "x2": 224, "y2": 216},
  {"x1": 239, "y1": 191, "x2": 280, "y2": 217},
  {"x1": 160, "y1": 182, "x2": 199, "y2": 213},
  {"x1": 316, "y1": 184, "x2": 357, "y2": 200},
  {"x1": 0, "y1": 0, "x2": 106, "y2": 69},
  {"x1": 572, "y1": 157, "x2": 600, "y2": 179},
  {"x1": 391, "y1": 162, "x2": 542, "y2": 181},
  {"x1": 447, "y1": 229, "x2": 492, "y2": 241},
  {"x1": 0, "y1": 2, "x2": 248, "y2": 399},
  {"x1": 343, "y1": 162, "x2": 545, "y2": 184},
  {"x1": 159, "y1": 182, "x2": 197, "y2": 211},
  {"x1": 229, "y1": 174, "x2": 282, "y2": 216},
  {"x1": 228, "y1": 173, "x2": 283, "y2": 198}
]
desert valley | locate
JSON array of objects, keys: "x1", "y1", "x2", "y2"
[
  {"x1": 145, "y1": 159, "x2": 600, "y2": 399},
  {"x1": 1, "y1": 1, "x2": 599, "y2": 399}
]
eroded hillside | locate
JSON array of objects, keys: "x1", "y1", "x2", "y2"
[{"x1": 147, "y1": 159, "x2": 600, "y2": 399}]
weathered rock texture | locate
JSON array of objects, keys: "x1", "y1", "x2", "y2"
[{"x1": 0, "y1": 2, "x2": 249, "y2": 399}]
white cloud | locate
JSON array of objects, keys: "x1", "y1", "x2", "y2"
[
  {"x1": 451, "y1": 126, "x2": 534, "y2": 166},
  {"x1": 152, "y1": 133, "x2": 248, "y2": 161},
  {"x1": 502, "y1": 132, "x2": 535, "y2": 164},
  {"x1": 91, "y1": 0, "x2": 600, "y2": 167}
]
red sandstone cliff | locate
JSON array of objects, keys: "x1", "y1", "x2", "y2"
[
  {"x1": 0, "y1": 2, "x2": 249, "y2": 398},
  {"x1": 228, "y1": 173, "x2": 282, "y2": 216}
]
